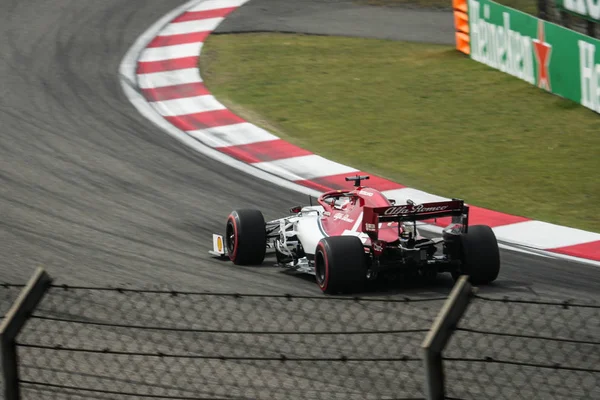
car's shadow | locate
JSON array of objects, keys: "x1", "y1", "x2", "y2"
[
  {"x1": 217, "y1": 252, "x2": 536, "y2": 299},
  {"x1": 279, "y1": 265, "x2": 537, "y2": 299}
]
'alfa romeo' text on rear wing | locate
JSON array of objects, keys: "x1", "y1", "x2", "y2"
[{"x1": 361, "y1": 199, "x2": 469, "y2": 238}]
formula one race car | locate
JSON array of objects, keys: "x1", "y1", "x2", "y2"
[{"x1": 210, "y1": 175, "x2": 500, "y2": 294}]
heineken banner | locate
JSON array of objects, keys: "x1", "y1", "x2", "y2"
[
  {"x1": 468, "y1": 0, "x2": 600, "y2": 114},
  {"x1": 555, "y1": 0, "x2": 600, "y2": 23}
]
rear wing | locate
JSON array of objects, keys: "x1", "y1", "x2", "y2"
[{"x1": 362, "y1": 199, "x2": 469, "y2": 238}]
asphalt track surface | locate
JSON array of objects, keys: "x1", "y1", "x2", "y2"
[
  {"x1": 0, "y1": 0, "x2": 598, "y2": 398},
  {"x1": 213, "y1": 0, "x2": 456, "y2": 44}
]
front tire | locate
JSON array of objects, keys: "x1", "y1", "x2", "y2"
[
  {"x1": 314, "y1": 236, "x2": 367, "y2": 294},
  {"x1": 454, "y1": 225, "x2": 500, "y2": 285},
  {"x1": 225, "y1": 209, "x2": 267, "y2": 265}
]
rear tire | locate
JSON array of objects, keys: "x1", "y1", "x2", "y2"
[
  {"x1": 225, "y1": 209, "x2": 267, "y2": 265},
  {"x1": 453, "y1": 225, "x2": 500, "y2": 285},
  {"x1": 314, "y1": 236, "x2": 366, "y2": 294}
]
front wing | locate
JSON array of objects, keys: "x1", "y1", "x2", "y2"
[{"x1": 209, "y1": 233, "x2": 227, "y2": 258}]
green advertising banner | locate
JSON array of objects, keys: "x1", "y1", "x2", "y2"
[
  {"x1": 468, "y1": 0, "x2": 600, "y2": 114},
  {"x1": 554, "y1": 0, "x2": 600, "y2": 23}
]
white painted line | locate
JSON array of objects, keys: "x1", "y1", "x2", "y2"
[
  {"x1": 188, "y1": 0, "x2": 249, "y2": 12},
  {"x1": 188, "y1": 122, "x2": 278, "y2": 147},
  {"x1": 497, "y1": 243, "x2": 554, "y2": 258},
  {"x1": 249, "y1": 160, "x2": 308, "y2": 182},
  {"x1": 252, "y1": 155, "x2": 358, "y2": 181},
  {"x1": 382, "y1": 187, "x2": 449, "y2": 205},
  {"x1": 160, "y1": 18, "x2": 225, "y2": 36},
  {"x1": 492, "y1": 220, "x2": 600, "y2": 249},
  {"x1": 139, "y1": 42, "x2": 203, "y2": 62},
  {"x1": 539, "y1": 248, "x2": 600, "y2": 267},
  {"x1": 137, "y1": 68, "x2": 201, "y2": 89},
  {"x1": 151, "y1": 95, "x2": 225, "y2": 116}
]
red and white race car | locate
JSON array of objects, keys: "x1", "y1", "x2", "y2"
[{"x1": 211, "y1": 175, "x2": 500, "y2": 294}]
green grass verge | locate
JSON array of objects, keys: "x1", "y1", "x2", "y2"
[
  {"x1": 356, "y1": 0, "x2": 538, "y2": 15},
  {"x1": 201, "y1": 33, "x2": 600, "y2": 233}
]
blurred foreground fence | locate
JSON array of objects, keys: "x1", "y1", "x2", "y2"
[{"x1": 1, "y1": 268, "x2": 599, "y2": 400}]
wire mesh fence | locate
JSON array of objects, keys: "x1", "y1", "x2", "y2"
[
  {"x1": 15, "y1": 285, "x2": 447, "y2": 400},
  {"x1": 443, "y1": 294, "x2": 600, "y2": 400},
  {"x1": 4, "y1": 278, "x2": 600, "y2": 400}
]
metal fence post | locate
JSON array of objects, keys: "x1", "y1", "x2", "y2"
[
  {"x1": 0, "y1": 268, "x2": 53, "y2": 400},
  {"x1": 421, "y1": 275, "x2": 473, "y2": 400}
]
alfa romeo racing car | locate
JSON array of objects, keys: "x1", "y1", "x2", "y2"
[{"x1": 210, "y1": 175, "x2": 500, "y2": 294}]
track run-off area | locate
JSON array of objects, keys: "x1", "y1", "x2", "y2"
[{"x1": 0, "y1": 0, "x2": 598, "y2": 399}]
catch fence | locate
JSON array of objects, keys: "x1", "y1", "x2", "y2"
[
  {"x1": 1, "y1": 268, "x2": 598, "y2": 399},
  {"x1": 534, "y1": 0, "x2": 596, "y2": 37}
]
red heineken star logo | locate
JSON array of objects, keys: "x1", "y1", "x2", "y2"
[{"x1": 532, "y1": 20, "x2": 552, "y2": 91}]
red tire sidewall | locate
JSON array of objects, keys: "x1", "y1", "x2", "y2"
[
  {"x1": 227, "y1": 214, "x2": 239, "y2": 262},
  {"x1": 317, "y1": 242, "x2": 329, "y2": 292}
]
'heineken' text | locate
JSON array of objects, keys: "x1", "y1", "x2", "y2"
[
  {"x1": 469, "y1": 0, "x2": 535, "y2": 85},
  {"x1": 578, "y1": 40, "x2": 600, "y2": 112}
]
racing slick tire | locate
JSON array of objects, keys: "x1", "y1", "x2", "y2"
[
  {"x1": 453, "y1": 225, "x2": 500, "y2": 285},
  {"x1": 225, "y1": 209, "x2": 267, "y2": 266},
  {"x1": 315, "y1": 236, "x2": 366, "y2": 294}
]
